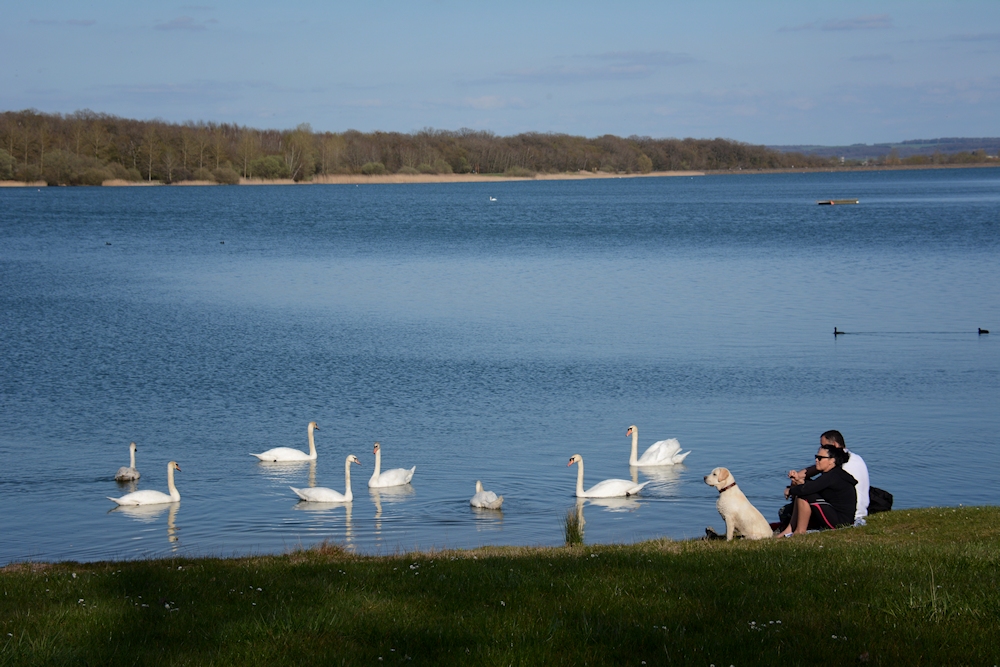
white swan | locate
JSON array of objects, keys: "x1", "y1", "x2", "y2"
[
  {"x1": 290, "y1": 455, "x2": 360, "y2": 502},
  {"x1": 251, "y1": 421, "x2": 320, "y2": 462},
  {"x1": 368, "y1": 441, "x2": 415, "y2": 488},
  {"x1": 470, "y1": 480, "x2": 504, "y2": 509},
  {"x1": 568, "y1": 454, "x2": 647, "y2": 498},
  {"x1": 108, "y1": 461, "x2": 181, "y2": 506},
  {"x1": 627, "y1": 425, "x2": 690, "y2": 466},
  {"x1": 115, "y1": 441, "x2": 140, "y2": 482}
]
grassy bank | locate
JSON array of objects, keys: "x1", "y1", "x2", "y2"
[{"x1": 2, "y1": 507, "x2": 998, "y2": 665}]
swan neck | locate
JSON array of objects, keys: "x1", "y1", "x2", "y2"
[
  {"x1": 307, "y1": 426, "x2": 317, "y2": 458},
  {"x1": 167, "y1": 464, "x2": 180, "y2": 501},
  {"x1": 629, "y1": 429, "x2": 639, "y2": 466},
  {"x1": 344, "y1": 457, "x2": 353, "y2": 499},
  {"x1": 371, "y1": 448, "x2": 381, "y2": 481},
  {"x1": 576, "y1": 459, "x2": 585, "y2": 496},
  {"x1": 129, "y1": 447, "x2": 136, "y2": 469}
]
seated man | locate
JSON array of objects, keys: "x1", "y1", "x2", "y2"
[{"x1": 788, "y1": 430, "x2": 869, "y2": 526}]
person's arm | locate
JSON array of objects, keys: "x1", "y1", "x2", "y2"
[
  {"x1": 788, "y1": 471, "x2": 835, "y2": 498},
  {"x1": 788, "y1": 464, "x2": 819, "y2": 485}
]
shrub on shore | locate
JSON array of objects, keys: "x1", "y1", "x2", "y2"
[
  {"x1": 360, "y1": 161, "x2": 387, "y2": 175},
  {"x1": 212, "y1": 166, "x2": 240, "y2": 185},
  {"x1": 249, "y1": 155, "x2": 290, "y2": 180},
  {"x1": 396, "y1": 165, "x2": 420, "y2": 175},
  {"x1": 504, "y1": 165, "x2": 536, "y2": 178},
  {"x1": 0, "y1": 148, "x2": 14, "y2": 179}
]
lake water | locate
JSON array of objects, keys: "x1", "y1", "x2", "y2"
[{"x1": 1, "y1": 168, "x2": 998, "y2": 564}]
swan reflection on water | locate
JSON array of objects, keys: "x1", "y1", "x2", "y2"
[
  {"x1": 471, "y1": 504, "x2": 504, "y2": 531},
  {"x1": 632, "y1": 464, "x2": 684, "y2": 495},
  {"x1": 253, "y1": 460, "x2": 317, "y2": 487},
  {"x1": 115, "y1": 478, "x2": 139, "y2": 494},
  {"x1": 292, "y1": 501, "x2": 354, "y2": 548},
  {"x1": 370, "y1": 485, "x2": 415, "y2": 515},
  {"x1": 370, "y1": 485, "x2": 415, "y2": 540},
  {"x1": 109, "y1": 502, "x2": 180, "y2": 550},
  {"x1": 586, "y1": 496, "x2": 642, "y2": 512}
]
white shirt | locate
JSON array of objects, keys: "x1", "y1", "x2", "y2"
[{"x1": 843, "y1": 448, "x2": 870, "y2": 523}]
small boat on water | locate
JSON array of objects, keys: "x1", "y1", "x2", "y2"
[{"x1": 817, "y1": 199, "x2": 859, "y2": 205}]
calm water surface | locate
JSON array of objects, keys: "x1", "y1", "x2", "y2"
[{"x1": 1, "y1": 169, "x2": 998, "y2": 563}]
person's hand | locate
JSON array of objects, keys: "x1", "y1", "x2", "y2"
[{"x1": 788, "y1": 469, "x2": 807, "y2": 485}]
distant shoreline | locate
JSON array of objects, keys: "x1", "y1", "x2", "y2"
[{"x1": 1, "y1": 162, "x2": 995, "y2": 188}]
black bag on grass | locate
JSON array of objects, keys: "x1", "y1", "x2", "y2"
[{"x1": 868, "y1": 486, "x2": 893, "y2": 513}]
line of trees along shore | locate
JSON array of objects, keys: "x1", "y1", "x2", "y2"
[{"x1": 0, "y1": 109, "x2": 992, "y2": 186}]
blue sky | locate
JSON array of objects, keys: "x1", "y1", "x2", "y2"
[{"x1": 2, "y1": 1, "x2": 998, "y2": 144}]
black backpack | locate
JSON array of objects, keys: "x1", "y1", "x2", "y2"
[{"x1": 868, "y1": 486, "x2": 893, "y2": 513}]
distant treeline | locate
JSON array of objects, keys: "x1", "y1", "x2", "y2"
[
  {"x1": 772, "y1": 137, "x2": 1000, "y2": 161},
  {"x1": 0, "y1": 109, "x2": 989, "y2": 186}
]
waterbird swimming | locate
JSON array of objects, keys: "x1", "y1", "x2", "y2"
[
  {"x1": 568, "y1": 454, "x2": 648, "y2": 498},
  {"x1": 251, "y1": 421, "x2": 320, "y2": 462},
  {"x1": 626, "y1": 425, "x2": 690, "y2": 466},
  {"x1": 108, "y1": 461, "x2": 180, "y2": 506},
  {"x1": 115, "y1": 441, "x2": 140, "y2": 482},
  {"x1": 291, "y1": 455, "x2": 361, "y2": 502},
  {"x1": 470, "y1": 480, "x2": 504, "y2": 509},
  {"x1": 368, "y1": 441, "x2": 416, "y2": 488}
]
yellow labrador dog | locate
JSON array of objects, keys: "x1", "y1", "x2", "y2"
[{"x1": 703, "y1": 467, "x2": 773, "y2": 541}]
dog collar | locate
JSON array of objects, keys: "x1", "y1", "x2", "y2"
[{"x1": 718, "y1": 482, "x2": 736, "y2": 494}]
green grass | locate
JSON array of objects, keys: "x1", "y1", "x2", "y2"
[{"x1": 2, "y1": 507, "x2": 999, "y2": 665}]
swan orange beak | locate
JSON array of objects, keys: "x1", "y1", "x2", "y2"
[
  {"x1": 175, "y1": 464, "x2": 182, "y2": 471},
  {"x1": 567, "y1": 459, "x2": 573, "y2": 466}
]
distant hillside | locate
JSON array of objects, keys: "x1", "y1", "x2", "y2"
[{"x1": 769, "y1": 138, "x2": 1000, "y2": 160}]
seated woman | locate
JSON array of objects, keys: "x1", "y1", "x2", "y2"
[{"x1": 777, "y1": 444, "x2": 857, "y2": 537}]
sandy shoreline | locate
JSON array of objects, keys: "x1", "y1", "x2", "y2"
[{"x1": 1, "y1": 163, "x2": 994, "y2": 188}]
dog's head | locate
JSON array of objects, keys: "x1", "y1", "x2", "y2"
[{"x1": 703, "y1": 467, "x2": 733, "y2": 489}]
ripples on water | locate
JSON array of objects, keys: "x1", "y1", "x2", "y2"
[{"x1": 1, "y1": 169, "x2": 998, "y2": 563}]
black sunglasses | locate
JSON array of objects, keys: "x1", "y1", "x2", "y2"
[{"x1": 815, "y1": 454, "x2": 835, "y2": 460}]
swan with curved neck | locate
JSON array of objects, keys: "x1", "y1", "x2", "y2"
[
  {"x1": 470, "y1": 480, "x2": 504, "y2": 509},
  {"x1": 115, "y1": 441, "x2": 141, "y2": 482},
  {"x1": 108, "y1": 461, "x2": 181, "y2": 505},
  {"x1": 251, "y1": 422, "x2": 320, "y2": 462},
  {"x1": 368, "y1": 441, "x2": 415, "y2": 488},
  {"x1": 568, "y1": 454, "x2": 648, "y2": 498},
  {"x1": 291, "y1": 455, "x2": 360, "y2": 502},
  {"x1": 627, "y1": 425, "x2": 690, "y2": 466}
]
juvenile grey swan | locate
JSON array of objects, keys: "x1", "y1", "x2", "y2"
[{"x1": 115, "y1": 441, "x2": 141, "y2": 482}]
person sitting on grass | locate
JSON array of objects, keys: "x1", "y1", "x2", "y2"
[
  {"x1": 777, "y1": 444, "x2": 856, "y2": 537},
  {"x1": 788, "y1": 429, "x2": 870, "y2": 526}
]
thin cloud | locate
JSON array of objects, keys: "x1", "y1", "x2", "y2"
[
  {"x1": 781, "y1": 14, "x2": 892, "y2": 32},
  {"x1": 28, "y1": 19, "x2": 96, "y2": 26},
  {"x1": 466, "y1": 50, "x2": 694, "y2": 87},
  {"x1": 947, "y1": 32, "x2": 1000, "y2": 43},
  {"x1": 594, "y1": 50, "x2": 697, "y2": 67},
  {"x1": 154, "y1": 16, "x2": 216, "y2": 31},
  {"x1": 849, "y1": 53, "x2": 894, "y2": 63},
  {"x1": 465, "y1": 96, "x2": 530, "y2": 110}
]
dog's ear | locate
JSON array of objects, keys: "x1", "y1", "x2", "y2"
[{"x1": 718, "y1": 468, "x2": 730, "y2": 482}]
